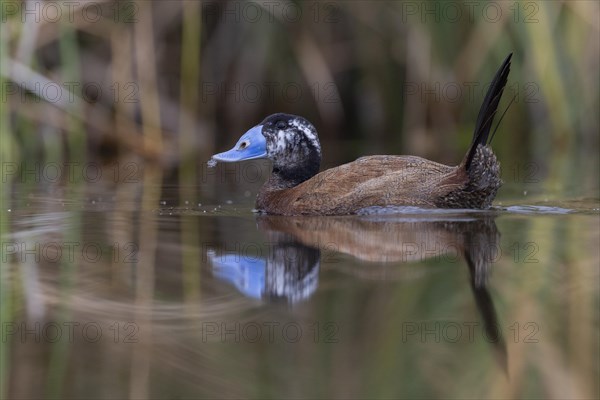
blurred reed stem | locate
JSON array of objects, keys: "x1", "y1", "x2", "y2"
[
  {"x1": 0, "y1": 228, "x2": 9, "y2": 400},
  {"x1": 525, "y1": 2, "x2": 575, "y2": 194},
  {"x1": 109, "y1": 23, "x2": 139, "y2": 293},
  {"x1": 129, "y1": 4, "x2": 163, "y2": 394},
  {"x1": 0, "y1": 184, "x2": 10, "y2": 398},
  {"x1": 0, "y1": 247, "x2": 9, "y2": 399},
  {"x1": 129, "y1": 166, "x2": 161, "y2": 400},
  {"x1": 44, "y1": 13, "x2": 87, "y2": 399},
  {"x1": 134, "y1": 2, "x2": 163, "y2": 158},
  {"x1": 179, "y1": 0, "x2": 202, "y2": 171},
  {"x1": 1, "y1": 5, "x2": 13, "y2": 400},
  {"x1": 0, "y1": 5, "x2": 14, "y2": 166},
  {"x1": 59, "y1": 16, "x2": 85, "y2": 166},
  {"x1": 110, "y1": 20, "x2": 142, "y2": 159},
  {"x1": 46, "y1": 212, "x2": 83, "y2": 398},
  {"x1": 566, "y1": 217, "x2": 597, "y2": 398},
  {"x1": 179, "y1": 0, "x2": 202, "y2": 301}
]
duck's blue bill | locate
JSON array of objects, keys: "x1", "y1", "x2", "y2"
[{"x1": 211, "y1": 125, "x2": 267, "y2": 162}]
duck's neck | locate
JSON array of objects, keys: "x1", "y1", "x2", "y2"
[
  {"x1": 275, "y1": 165, "x2": 317, "y2": 187},
  {"x1": 256, "y1": 164, "x2": 319, "y2": 212},
  {"x1": 258, "y1": 169, "x2": 308, "y2": 199}
]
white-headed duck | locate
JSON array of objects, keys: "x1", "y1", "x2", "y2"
[{"x1": 210, "y1": 53, "x2": 512, "y2": 215}]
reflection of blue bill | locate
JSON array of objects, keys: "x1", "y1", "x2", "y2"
[{"x1": 208, "y1": 250, "x2": 265, "y2": 299}]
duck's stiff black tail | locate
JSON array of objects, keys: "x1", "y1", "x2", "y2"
[{"x1": 462, "y1": 53, "x2": 512, "y2": 170}]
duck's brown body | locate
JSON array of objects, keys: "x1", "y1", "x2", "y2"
[
  {"x1": 257, "y1": 145, "x2": 500, "y2": 215},
  {"x1": 212, "y1": 53, "x2": 512, "y2": 216}
]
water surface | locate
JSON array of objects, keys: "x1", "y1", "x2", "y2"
[{"x1": 2, "y1": 180, "x2": 599, "y2": 399}]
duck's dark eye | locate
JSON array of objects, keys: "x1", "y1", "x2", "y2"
[
  {"x1": 275, "y1": 121, "x2": 287, "y2": 130},
  {"x1": 239, "y1": 141, "x2": 249, "y2": 149}
]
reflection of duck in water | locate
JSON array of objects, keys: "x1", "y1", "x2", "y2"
[
  {"x1": 208, "y1": 214, "x2": 507, "y2": 369},
  {"x1": 210, "y1": 54, "x2": 512, "y2": 215},
  {"x1": 207, "y1": 233, "x2": 320, "y2": 303},
  {"x1": 258, "y1": 214, "x2": 499, "y2": 279},
  {"x1": 208, "y1": 214, "x2": 500, "y2": 292}
]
